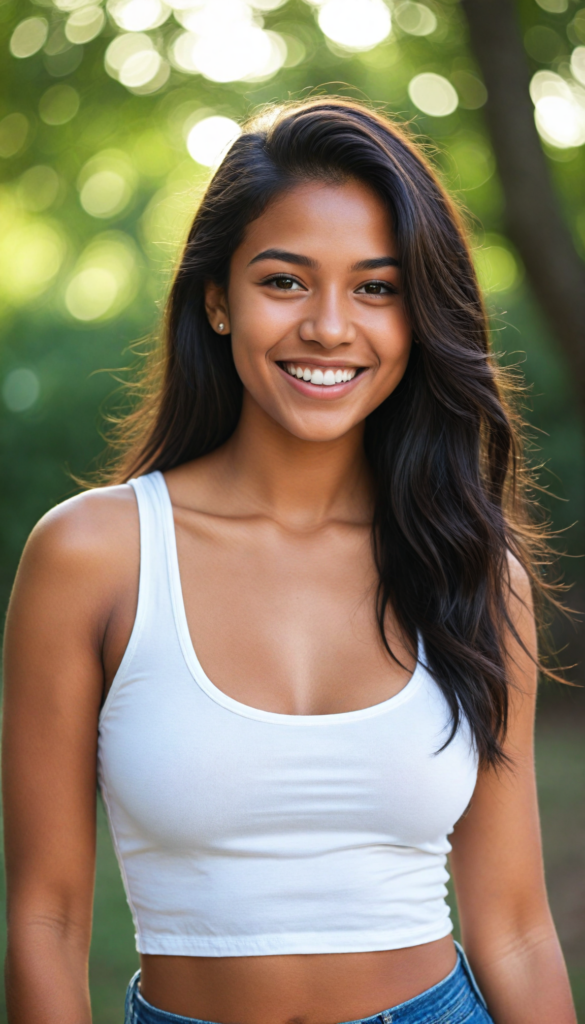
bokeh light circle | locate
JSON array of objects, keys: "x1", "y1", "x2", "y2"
[
  {"x1": 0, "y1": 222, "x2": 66, "y2": 303},
  {"x1": 53, "y1": 0, "x2": 96, "y2": 9},
  {"x1": 247, "y1": 31, "x2": 288, "y2": 81},
  {"x1": 571, "y1": 46, "x2": 585, "y2": 87},
  {"x1": 105, "y1": 33, "x2": 153, "y2": 75},
  {"x1": 529, "y1": 70, "x2": 572, "y2": 105},
  {"x1": 65, "y1": 233, "x2": 139, "y2": 321},
  {"x1": 66, "y1": 267, "x2": 119, "y2": 320},
  {"x1": 107, "y1": 0, "x2": 171, "y2": 31},
  {"x1": 535, "y1": 95, "x2": 585, "y2": 148},
  {"x1": 194, "y1": 26, "x2": 271, "y2": 82},
  {"x1": 408, "y1": 73, "x2": 458, "y2": 117},
  {"x1": 534, "y1": 0, "x2": 567, "y2": 11},
  {"x1": 394, "y1": 3, "x2": 437, "y2": 37},
  {"x1": 77, "y1": 151, "x2": 136, "y2": 218},
  {"x1": 65, "y1": 6, "x2": 106, "y2": 44},
  {"x1": 2, "y1": 369, "x2": 40, "y2": 412},
  {"x1": 187, "y1": 116, "x2": 242, "y2": 167},
  {"x1": 168, "y1": 2, "x2": 287, "y2": 81},
  {"x1": 171, "y1": 32, "x2": 199, "y2": 72},
  {"x1": 9, "y1": 18, "x2": 49, "y2": 59},
  {"x1": 80, "y1": 171, "x2": 131, "y2": 218},
  {"x1": 39, "y1": 85, "x2": 80, "y2": 126},
  {"x1": 318, "y1": 0, "x2": 391, "y2": 50},
  {"x1": 474, "y1": 238, "x2": 520, "y2": 294},
  {"x1": 119, "y1": 49, "x2": 162, "y2": 87},
  {"x1": 251, "y1": 0, "x2": 288, "y2": 8}
]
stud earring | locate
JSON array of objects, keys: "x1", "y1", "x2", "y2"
[{"x1": 218, "y1": 322, "x2": 225, "y2": 332}]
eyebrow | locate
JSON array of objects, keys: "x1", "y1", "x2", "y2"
[
  {"x1": 248, "y1": 249, "x2": 401, "y2": 271},
  {"x1": 248, "y1": 248, "x2": 317, "y2": 268},
  {"x1": 351, "y1": 256, "x2": 401, "y2": 270}
]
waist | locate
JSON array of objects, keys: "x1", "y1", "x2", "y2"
[
  {"x1": 136, "y1": 938, "x2": 460, "y2": 1024},
  {"x1": 128, "y1": 942, "x2": 492, "y2": 1024}
]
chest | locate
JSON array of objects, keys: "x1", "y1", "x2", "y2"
[
  {"x1": 175, "y1": 513, "x2": 416, "y2": 716},
  {"x1": 99, "y1": 669, "x2": 478, "y2": 854}
]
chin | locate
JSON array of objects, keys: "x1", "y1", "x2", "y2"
[{"x1": 281, "y1": 415, "x2": 359, "y2": 444}]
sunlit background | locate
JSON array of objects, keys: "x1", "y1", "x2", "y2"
[
  {"x1": 1, "y1": 0, "x2": 584, "y2": 325},
  {"x1": 0, "y1": 0, "x2": 584, "y2": 1019}
]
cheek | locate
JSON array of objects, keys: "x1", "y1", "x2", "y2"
[
  {"x1": 376, "y1": 308, "x2": 412, "y2": 377},
  {"x1": 229, "y1": 286, "x2": 283, "y2": 355},
  {"x1": 226, "y1": 287, "x2": 265, "y2": 381},
  {"x1": 234, "y1": 294, "x2": 295, "y2": 346},
  {"x1": 229, "y1": 292, "x2": 298, "y2": 397},
  {"x1": 228, "y1": 310, "x2": 278, "y2": 403}
]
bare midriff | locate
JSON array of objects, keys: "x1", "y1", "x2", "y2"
[{"x1": 139, "y1": 936, "x2": 457, "y2": 1024}]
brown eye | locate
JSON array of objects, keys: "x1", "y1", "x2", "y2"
[
  {"x1": 360, "y1": 281, "x2": 393, "y2": 295},
  {"x1": 261, "y1": 274, "x2": 304, "y2": 292}
]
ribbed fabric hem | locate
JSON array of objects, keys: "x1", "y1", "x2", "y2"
[{"x1": 136, "y1": 921, "x2": 453, "y2": 956}]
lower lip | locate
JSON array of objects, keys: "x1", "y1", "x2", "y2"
[{"x1": 277, "y1": 365, "x2": 365, "y2": 399}]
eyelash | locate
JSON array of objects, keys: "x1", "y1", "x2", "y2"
[
  {"x1": 262, "y1": 274, "x2": 305, "y2": 291},
  {"x1": 356, "y1": 280, "x2": 398, "y2": 296},
  {"x1": 261, "y1": 274, "x2": 398, "y2": 295}
]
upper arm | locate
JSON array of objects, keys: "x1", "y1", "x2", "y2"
[
  {"x1": 1, "y1": 486, "x2": 138, "y2": 944},
  {"x1": 449, "y1": 555, "x2": 549, "y2": 957}
]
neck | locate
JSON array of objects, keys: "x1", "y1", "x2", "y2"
[{"x1": 217, "y1": 392, "x2": 373, "y2": 530}]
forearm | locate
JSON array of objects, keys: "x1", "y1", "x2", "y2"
[
  {"x1": 468, "y1": 927, "x2": 576, "y2": 1024},
  {"x1": 5, "y1": 920, "x2": 92, "y2": 1024}
]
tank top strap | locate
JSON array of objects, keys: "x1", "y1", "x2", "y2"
[
  {"x1": 98, "y1": 471, "x2": 177, "y2": 725},
  {"x1": 128, "y1": 470, "x2": 176, "y2": 627}
]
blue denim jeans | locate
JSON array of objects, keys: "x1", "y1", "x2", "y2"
[{"x1": 124, "y1": 943, "x2": 494, "y2": 1024}]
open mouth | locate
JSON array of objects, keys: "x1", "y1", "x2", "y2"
[{"x1": 280, "y1": 362, "x2": 362, "y2": 386}]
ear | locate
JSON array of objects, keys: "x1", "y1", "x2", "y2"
[{"x1": 204, "y1": 280, "x2": 230, "y2": 335}]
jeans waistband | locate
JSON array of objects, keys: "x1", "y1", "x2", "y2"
[{"x1": 125, "y1": 942, "x2": 490, "y2": 1024}]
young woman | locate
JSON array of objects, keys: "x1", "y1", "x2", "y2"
[{"x1": 2, "y1": 99, "x2": 577, "y2": 1024}]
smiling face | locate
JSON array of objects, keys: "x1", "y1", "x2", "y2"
[{"x1": 205, "y1": 178, "x2": 412, "y2": 444}]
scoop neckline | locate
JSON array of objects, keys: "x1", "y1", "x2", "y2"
[{"x1": 155, "y1": 471, "x2": 425, "y2": 726}]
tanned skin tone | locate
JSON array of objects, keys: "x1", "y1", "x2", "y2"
[{"x1": 2, "y1": 180, "x2": 576, "y2": 1024}]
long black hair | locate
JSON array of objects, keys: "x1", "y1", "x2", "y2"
[{"x1": 104, "y1": 97, "x2": 556, "y2": 768}]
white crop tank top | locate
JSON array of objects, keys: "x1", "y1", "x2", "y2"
[{"x1": 97, "y1": 471, "x2": 479, "y2": 957}]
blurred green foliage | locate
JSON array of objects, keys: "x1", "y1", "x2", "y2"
[{"x1": 0, "y1": 0, "x2": 583, "y2": 608}]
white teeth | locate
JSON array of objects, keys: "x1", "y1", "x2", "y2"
[{"x1": 284, "y1": 364, "x2": 358, "y2": 385}]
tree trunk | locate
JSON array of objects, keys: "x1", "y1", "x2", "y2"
[{"x1": 461, "y1": 0, "x2": 585, "y2": 409}]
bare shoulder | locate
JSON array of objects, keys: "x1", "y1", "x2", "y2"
[
  {"x1": 4, "y1": 485, "x2": 140, "y2": 719},
  {"x1": 10, "y1": 484, "x2": 139, "y2": 623},
  {"x1": 23, "y1": 483, "x2": 137, "y2": 567}
]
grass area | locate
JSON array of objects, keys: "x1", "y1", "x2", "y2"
[{"x1": 0, "y1": 707, "x2": 583, "y2": 1022}]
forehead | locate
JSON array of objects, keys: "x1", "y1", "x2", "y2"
[{"x1": 235, "y1": 179, "x2": 397, "y2": 265}]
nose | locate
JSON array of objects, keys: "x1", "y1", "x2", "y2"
[{"x1": 299, "y1": 284, "x2": 356, "y2": 348}]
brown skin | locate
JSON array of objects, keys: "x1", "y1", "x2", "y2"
[{"x1": 2, "y1": 181, "x2": 576, "y2": 1024}]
